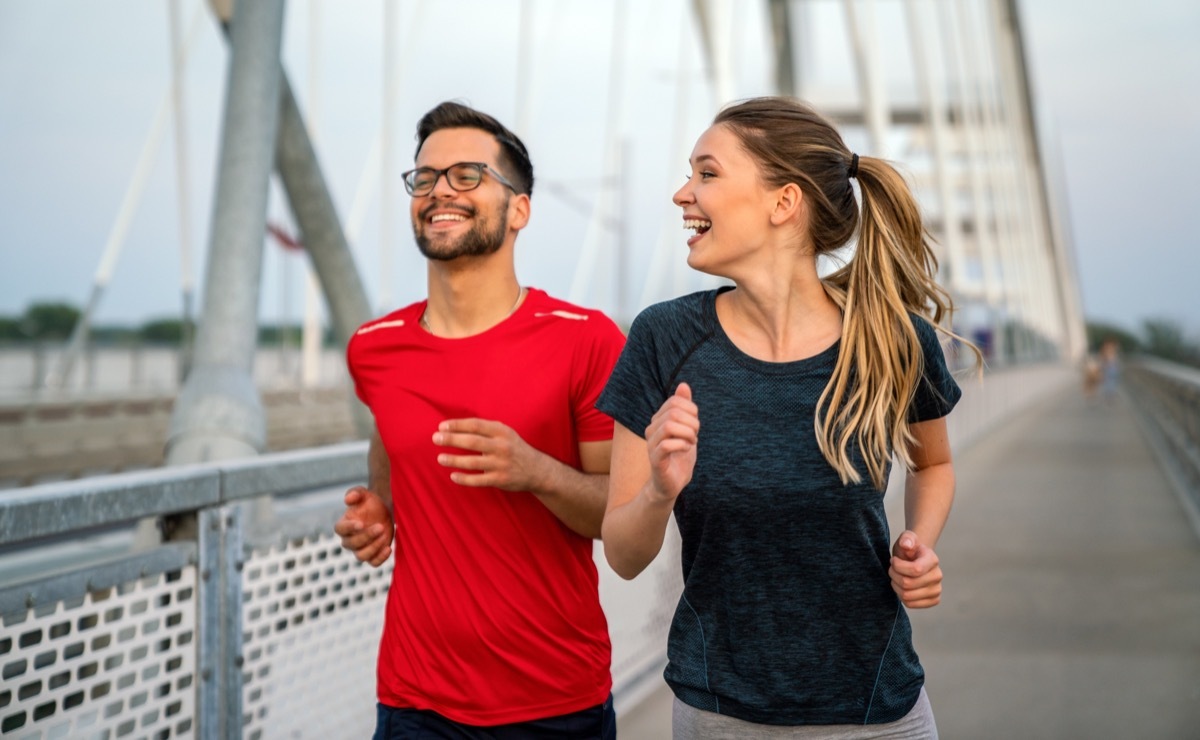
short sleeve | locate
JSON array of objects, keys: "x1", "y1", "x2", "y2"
[
  {"x1": 908, "y1": 316, "x2": 962, "y2": 422},
  {"x1": 571, "y1": 313, "x2": 628, "y2": 443},
  {"x1": 595, "y1": 308, "x2": 671, "y2": 439}
]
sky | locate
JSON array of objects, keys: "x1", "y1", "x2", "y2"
[
  {"x1": 0, "y1": 0, "x2": 1197, "y2": 338},
  {"x1": 1017, "y1": 0, "x2": 1199, "y2": 334}
]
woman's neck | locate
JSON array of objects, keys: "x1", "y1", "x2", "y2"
[{"x1": 719, "y1": 260, "x2": 842, "y2": 362}]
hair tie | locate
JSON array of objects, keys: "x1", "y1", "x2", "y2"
[{"x1": 848, "y1": 153, "x2": 859, "y2": 180}]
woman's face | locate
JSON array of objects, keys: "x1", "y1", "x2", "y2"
[{"x1": 672, "y1": 124, "x2": 778, "y2": 277}]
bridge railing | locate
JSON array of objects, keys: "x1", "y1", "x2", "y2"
[
  {"x1": 1122, "y1": 357, "x2": 1200, "y2": 515},
  {"x1": 0, "y1": 444, "x2": 682, "y2": 739}
]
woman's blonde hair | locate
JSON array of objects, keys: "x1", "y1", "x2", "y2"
[{"x1": 714, "y1": 97, "x2": 976, "y2": 490}]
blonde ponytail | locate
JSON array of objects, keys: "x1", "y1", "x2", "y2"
[{"x1": 818, "y1": 156, "x2": 956, "y2": 488}]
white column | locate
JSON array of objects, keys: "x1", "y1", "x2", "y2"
[
  {"x1": 905, "y1": 0, "x2": 967, "y2": 298},
  {"x1": 843, "y1": 0, "x2": 890, "y2": 157},
  {"x1": 302, "y1": 0, "x2": 323, "y2": 388}
]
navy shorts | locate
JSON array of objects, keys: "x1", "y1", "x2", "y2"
[{"x1": 372, "y1": 695, "x2": 616, "y2": 740}]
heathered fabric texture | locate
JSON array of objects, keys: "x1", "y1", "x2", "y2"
[{"x1": 596, "y1": 288, "x2": 961, "y2": 726}]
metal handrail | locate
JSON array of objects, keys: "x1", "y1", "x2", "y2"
[
  {"x1": 1122, "y1": 357, "x2": 1200, "y2": 509},
  {"x1": 0, "y1": 442, "x2": 367, "y2": 548}
]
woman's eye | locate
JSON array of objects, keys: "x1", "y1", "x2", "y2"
[{"x1": 699, "y1": 171, "x2": 715, "y2": 179}]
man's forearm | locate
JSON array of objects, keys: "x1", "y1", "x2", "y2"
[{"x1": 527, "y1": 453, "x2": 608, "y2": 539}]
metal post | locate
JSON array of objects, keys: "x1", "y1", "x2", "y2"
[
  {"x1": 515, "y1": 0, "x2": 535, "y2": 137},
  {"x1": 274, "y1": 76, "x2": 374, "y2": 436},
  {"x1": 302, "y1": 0, "x2": 323, "y2": 388},
  {"x1": 169, "y1": 0, "x2": 196, "y2": 382},
  {"x1": 768, "y1": 0, "x2": 797, "y2": 97},
  {"x1": 843, "y1": 0, "x2": 890, "y2": 157},
  {"x1": 640, "y1": 8, "x2": 696, "y2": 309},
  {"x1": 989, "y1": 0, "x2": 1085, "y2": 358},
  {"x1": 569, "y1": 0, "x2": 628, "y2": 311},
  {"x1": 616, "y1": 138, "x2": 629, "y2": 326},
  {"x1": 197, "y1": 505, "x2": 246, "y2": 740},
  {"x1": 960, "y1": 0, "x2": 1033, "y2": 360},
  {"x1": 937, "y1": 0, "x2": 1007, "y2": 361},
  {"x1": 904, "y1": 0, "x2": 967, "y2": 297},
  {"x1": 204, "y1": 16, "x2": 375, "y2": 436},
  {"x1": 166, "y1": 0, "x2": 286, "y2": 464},
  {"x1": 379, "y1": 2, "x2": 398, "y2": 315}
]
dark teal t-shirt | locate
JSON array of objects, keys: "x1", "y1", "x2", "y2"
[{"x1": 596, "y1": 288, "x2": 961, "y2": 726}]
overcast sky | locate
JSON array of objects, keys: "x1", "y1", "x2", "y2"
[{"x1": 0, "y1": 0, "x2": 1196, "y2": 336}]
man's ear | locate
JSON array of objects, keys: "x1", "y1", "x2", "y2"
[
  {"x1": 769, "y1": 182, "x2": 803, "y2": 227},
  {"x1": 508, "y1": 193, "x2": 531, "y2": 231}
]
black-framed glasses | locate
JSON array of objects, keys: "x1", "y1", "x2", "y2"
[{"x1": 401, "y1": 162, "x2": 518, "y2": 197}]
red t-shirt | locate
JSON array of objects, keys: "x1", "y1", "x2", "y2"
[{"x1": 347, "y1": 288, "x2": 625, "y2": 726}]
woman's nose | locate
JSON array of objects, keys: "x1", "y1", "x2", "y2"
[{"x1": 672, "y1": 181, "x2": 693, "y2": 206}]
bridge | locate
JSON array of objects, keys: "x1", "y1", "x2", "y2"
[{"x1": 3, "y1": 1, "x2": 1198, "y2": 738}]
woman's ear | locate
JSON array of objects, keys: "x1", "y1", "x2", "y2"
[{"x1": 769, "y1": 182, "x2": 803, "y2": 227}]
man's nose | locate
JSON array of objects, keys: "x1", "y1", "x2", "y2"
[{"x1": 428, "y1": 171, "x2": 457, "y2": 197}]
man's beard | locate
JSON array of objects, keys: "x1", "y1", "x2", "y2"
[{"x1": 414, "y1": 202, "x2": 508, "y2": 262}]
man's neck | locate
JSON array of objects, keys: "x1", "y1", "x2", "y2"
[{"x1": 423, "y1": 257, "x2": 524, "y2": 338}]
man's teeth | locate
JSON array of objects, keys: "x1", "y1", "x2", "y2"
[
  {"x1": 684, "y1": 219, "x2": 711, "y2": 232},
  {"x1": 430, "y1": 213, "x2": 467, "y2": 223}
]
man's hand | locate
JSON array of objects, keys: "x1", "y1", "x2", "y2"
[
  {"x1": 334, "y1": 486, "x2": 394, "y2": 567},
  {"x1": 889, "y1": 530, "x2": 943, "y2": 608},
  {"x1": 433, "y1": 418, "x2": 547, "y2": 492}
]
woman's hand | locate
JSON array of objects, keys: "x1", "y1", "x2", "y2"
[
  {"x1": 889, "y1": 530, "x2": 943, "y2": 608},
  {"x1": 644, "y1": 383, "x2": 700, "y2": 504}
]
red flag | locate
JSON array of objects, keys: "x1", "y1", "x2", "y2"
[{"x1": 267, "y1": 222, "x2": 304, "y2": 251}]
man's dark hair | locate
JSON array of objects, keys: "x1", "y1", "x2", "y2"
[{"x1": 414, "y1": 101, "x2": 534, "y2": 196}]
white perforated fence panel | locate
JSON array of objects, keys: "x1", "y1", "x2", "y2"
[
  {"x1": 237, "y1": 528, "x2": 683, "y2": 737},
  {"x1": 1, "y1": 569, "x2": 198, "y2": 739},
  {"x1": 241, "y1": 534, "x2": 390, "y2": 739}
]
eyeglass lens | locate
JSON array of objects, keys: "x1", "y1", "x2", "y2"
[{"x1": 408, "y1": 164, "x2": 484, "y2": 195}]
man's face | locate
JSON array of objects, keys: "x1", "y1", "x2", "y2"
[{"x1": 410, "y1": 128, "x2": 512, "y2": 262}]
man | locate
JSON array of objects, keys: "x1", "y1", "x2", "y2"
[{"x1": 335, "y1": 101, "x2": 625, "y2": 739}]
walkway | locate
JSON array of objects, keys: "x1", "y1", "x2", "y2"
[{"x1": 618, "y1": 387, "x2": 1200, "y2": 739}]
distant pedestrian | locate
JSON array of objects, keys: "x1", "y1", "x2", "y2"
[
  {"x1": 1082, "y1": 354, "x2": 1102, "y2": 400},
  {"x1": 1100, "y1": 339, "x2": 1120, "y2": 402},
  {"x1": 599, "y1": 97, "x2": 978, "y2": 738}
]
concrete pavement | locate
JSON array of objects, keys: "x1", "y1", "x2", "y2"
[{"x1": 917, "y1": 388, "x2": 1200, "y2": 739}]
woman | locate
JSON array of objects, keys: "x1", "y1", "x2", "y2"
[{"x1": 597, "y1": 97, "x2": 975, "y2": 738}]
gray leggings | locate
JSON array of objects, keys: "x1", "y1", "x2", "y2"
[{"x1": 672, "y1": 687, "x2": 937, "y2": 740}]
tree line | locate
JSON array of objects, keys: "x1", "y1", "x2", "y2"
[
  {"x1": 2, "y1": 300, "x2": 1196, "y2": 368},
  {"x1": 1086, "y1": 318, "x2": 1200, "y2": 369},
  {"x1": 0, "y1": 301, "x2": 332, "y2": 346}
]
